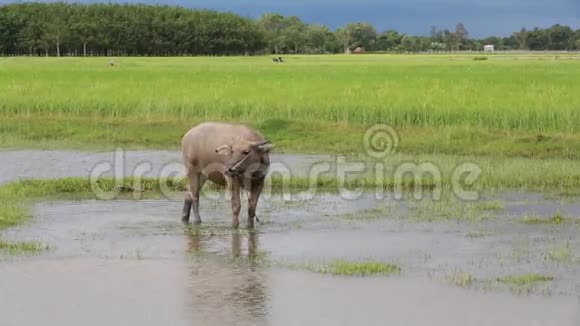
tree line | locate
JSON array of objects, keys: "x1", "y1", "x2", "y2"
[
  {"x1": 0, "y1": 2, "x2": 579, "y2": 56},
  {"x1": 0, "y1": 2, "x2": 265, "y2": 56}
]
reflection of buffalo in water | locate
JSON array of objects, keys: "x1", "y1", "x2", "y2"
[{"x1": 185, "y1": 227, "x2": 269, "y2": 325}]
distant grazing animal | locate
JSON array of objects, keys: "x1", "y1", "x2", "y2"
[
  {"x1": 272, "y1": 58, "x2": 279, "y2": 62},
  {"x1": 108, "y1": 60, "x2": 116, "y2": 67},
  {"x1": 181, "y1": 122, "x2": 273, "y2": 228},
  {"x1": 278, "y1": 57, "x2": 284, "y2": 62}
]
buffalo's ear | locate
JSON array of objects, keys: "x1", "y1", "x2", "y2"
[
  {"x1": 261, "y1": 143, "x2": 275, "y2": 153},
  {"x1": 253, "y1": 140, "x2": 274, "y2": 153},
  {"x1": 215, "y1": 144, "x2": 233, "y2": 155}
]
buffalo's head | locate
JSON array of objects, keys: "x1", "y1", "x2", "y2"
[{"x1": 215, "y1": 138, "x2": 273, "y2": 178}]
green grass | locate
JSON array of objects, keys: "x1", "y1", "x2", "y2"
[
  {"x1": 546, "y1": 244, "x2": 573, "y2": 263},
  {"x1": 447, "y1": 269, "x2": 476, "y2": 287},
  {"x1": 3, "y1": 156, "x2": 580, "y2": 229},
  {"x1": 521, "y1": 212, "x2": 579, "y2": 225},
  {"x1": 304, "y1": 260, "x2": 401, "y2": 276},
  {"x1": 338, "y1": 206, "x2": 392, "y2": 221},
  {"x1": 0, "y1": 240, "x2": 49, "y2": 254},
  {"x1": 1, "y1": 55, "x2": 579, "y2": 131},
  {"x1": 4, "y1": 115, "x2": 580, "y2": 159},
  {"x1": 2, "y1": 52, "x2": 580, "y2": 230},
  {"x1": 0, "y1": 177, "x2": 180, "y2": 229},
  {"x1": 472, "y1": 201, "x2": 504, "y2": 211},
  {"x1": 406, "y1": 197, "x2": 509, "y2": 222},
  {"x1": 497, "y1": 273, "x2": 554, "y2": 286},
  {"x1": 0, "y1": 196, "x2": 27, "y2": 229},
  {"x1": 465, "y1": 231, "x2": 492, "y2": 238},
  {"x1": 1, "y1": 55, "x2": 580, "y2": 159}
]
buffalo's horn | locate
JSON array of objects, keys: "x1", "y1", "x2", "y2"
[{"x1": 253, "y1": 140, "x2": 271, "y2": 147}]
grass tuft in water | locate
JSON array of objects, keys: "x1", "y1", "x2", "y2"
[
  {"x1": 497, "y1": 273, "x2": 554, "y2": 286},
  {"x1": 338, "y1": 206, "x2": 392, "y2": 221},
  {"x1": 0, "y1": 240, "x2": 49, "y2": 254},
  {"x1": 447, "y1": 269, "x2": 476, "y2": 287},
  {"x1": 465, "y1": 231, "x2": 492, "y2": 238},
  {"x1": 546, "y1": 244, "x2": 573, "y2": 263},
  {"x1": 521, "y1": 212, "x2": 576, "y2": 225},
  {"x1": 305, "y1": 260, "x2": 401, "y2": 277},
  {"x1": 472, "y1": 201, "x2": 504, "y2": 211}
]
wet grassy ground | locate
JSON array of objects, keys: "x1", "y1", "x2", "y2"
[
  {"x1": 1, "y1": 150, "x2": 580, "y2": 324},
  {"x1": 2, "y1": 54, "x2": 580, "y2": 324},
  {"x1": 3, "y1": 150, "x2": 580, "y2": 230}
]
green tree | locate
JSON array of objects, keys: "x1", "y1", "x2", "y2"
[
  {"x1": 282, "y1": 16, "x2": 307, "y2": 53},
  {"x1": 527, "y1": 28, "x2": 550, "y2": 50},
  {"x1": 304, "y1": 24, "x2": 333, "y2": 53},
  {"x1": 0, "y1": 2, "x2": 576, "y2": 56},
  {"x1": 335, "y1": 22, "x2": 377, "y2": 52},
  {"x1": 514, "y1": 27, "x2": 529, "y2": 50},
  {"x1": 376, "y1": 30, "x2": 402, "y2": 51},
  {"x1": 334, "y1": 27, "x2": 352, "y2": 53},
  {"x1": 454, "y1": 22, "x2": 468, "y2": 50},
  {"x1": 257, "y1": 13, "x2": 287, "y2": 54},
  {"x1": 547, "y1": 24, "x2": 574, "y2": 50}
]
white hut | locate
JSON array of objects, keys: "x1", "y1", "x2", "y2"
[{"x1": 483, "y1": 45, "x2": 495, "y2": 53}]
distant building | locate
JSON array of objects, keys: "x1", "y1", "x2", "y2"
[
  {"x1": 484, "y1": 45, "x2": 495, "y2": 53},
  {"x1": 353, "y1": 46, "x2": 365, "y2": 54}
]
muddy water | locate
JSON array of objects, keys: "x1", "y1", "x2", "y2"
[
  {"x1": 1, "y1": 150, "x2": 580, "y2": 325},
  {"x1": 1, "y1": 195, "x2": 580, "y2": 325},
  {"x1": 1, "y1": 261, "x2": 578, "y2": 326}
]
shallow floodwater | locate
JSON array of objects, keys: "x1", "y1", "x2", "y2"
[
  {"x1": 1, "y1": 194, "x2": 580, "y2": 325},
  {"x1": 0, "y1": 149, "x2": 335, "y2": 184},
  {"x1": 1, "y1": 150, "x2": 580, "y2": 325},
  {"x1": 2, "y1": 261, "x2": 578, "y2": 326}
]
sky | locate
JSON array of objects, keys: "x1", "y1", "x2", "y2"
[{"x1": 4, "y1": 0, "x2": 579, "y2": 37}]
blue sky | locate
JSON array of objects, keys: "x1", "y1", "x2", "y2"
[{"x1": 4, "y1": 0, "x2": 579, "y2": 37}]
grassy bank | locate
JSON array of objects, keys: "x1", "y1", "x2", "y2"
[
  {"x1": 2, "y1": 153, "x2": 580, "y2": 230},
  {"x1": 3, "y1": 115, "x2": 580, "y2": 159},
  {"x1": 1, "y1": 55, "x2": 580, "y2": 158}
]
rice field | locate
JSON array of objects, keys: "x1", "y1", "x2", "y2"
[
  {"x1": 1, "y1": 54, "x2": 579, "y2": 130},
  {"x1": 1, "y1": 54, "x2": 579, "y2": 157}
]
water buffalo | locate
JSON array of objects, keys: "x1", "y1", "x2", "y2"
[{"x1": 181, "y1": 122, "x2": 273, "y2": 228}]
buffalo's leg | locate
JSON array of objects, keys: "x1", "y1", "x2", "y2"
[
  {"x1": 229, "y1": 179, "x2": 241, "y2": 228},
  {"x1": 191, "y1": 174, "x2": 206, "y2": 225},
  {"x1": 182, "y1": 190, "x2": 193, "y2": 224},
  {"x1": 247, "y1": 180, "x2": 264, "y2": 228},
  {"x1": 183, "y1": 169, "x2": 205, "y2": 224}
]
